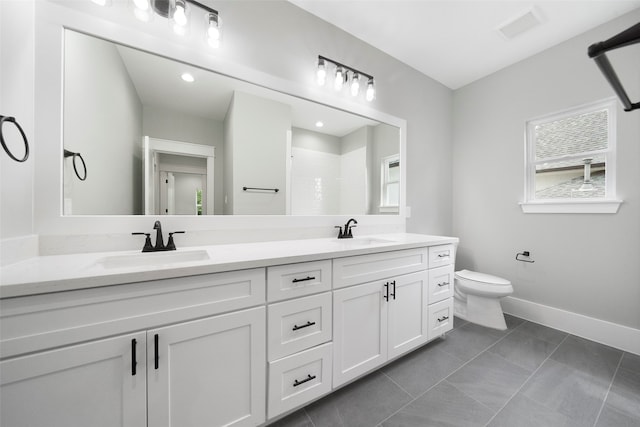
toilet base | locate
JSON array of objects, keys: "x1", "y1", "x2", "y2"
[{"x1": 454, "y1": 295, "x2": 507, "y2": 330}]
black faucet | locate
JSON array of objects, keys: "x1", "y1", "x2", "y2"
[
  {"x1": 132, "y1": 221, "x2": 185, "y2": 252},
  {"x1": 336, "y1": 218, "x2": 358, "y2": 239}
]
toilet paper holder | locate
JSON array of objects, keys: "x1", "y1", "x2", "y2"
[{"x1": 516, "y1": 251, "x2": 535, "y2": 263}]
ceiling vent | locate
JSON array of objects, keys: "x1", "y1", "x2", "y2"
[{"x1": 497, "y1": 8, "x2": 542, "y2": 40}]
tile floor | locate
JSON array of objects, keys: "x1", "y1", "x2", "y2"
[{"x1": 267, "y1": 315, "x2": 640, "y2": 427}]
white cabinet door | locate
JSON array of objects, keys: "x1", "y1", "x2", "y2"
[
  {"x1": 147, "y1": 307, "x2": 266, "y2": 427},
  {"x1": 333, "y1": 281, "x2": 387, "y2": 387},
  {"x1": 387, "y1": 271, "x2": 429, "y2": 359},
  {"x1": 0, "y1": 332, "x2": 147, "y2": 427}
]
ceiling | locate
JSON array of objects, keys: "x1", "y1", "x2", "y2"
[{"x1": 289, "y1": 0, "x2": 640, "y2": 89}]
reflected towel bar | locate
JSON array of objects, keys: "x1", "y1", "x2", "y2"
[
  {"x1": 243, "y1": 186, "x2": 279, "y2": 193},
  {"x1": 588, "y1": 22, "x2": 640, "y2": 112}
]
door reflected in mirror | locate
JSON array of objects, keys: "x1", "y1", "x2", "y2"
[{"x1": 62, "y1": 29, "x2": 401, "y2": 216}]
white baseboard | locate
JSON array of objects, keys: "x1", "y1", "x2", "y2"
[
  {"x1": 502, "y1": 296, "x2": 640, "y2": 356},
  {"x1": 0, "y1": 234, "x2": 39, "y2": 267}
]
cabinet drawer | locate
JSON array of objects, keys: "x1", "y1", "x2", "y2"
[
  {"x1": 333, "y1": 248, "x2": 428, "y2": 289},
  {"x1": 268, "y1": 292, "x2": 332, "y2": 361},
  {"x1": 428, "y1": 244, "x2": 455, "y2": 268},
  {"x1": 427, "y1": 299, "x2": 454, "y2": 341},
  {"x1": 268, "y1": 343, "x2": 332, "y2": 418},
  {"x1": 428, "y1": 265, "x2": 454, "y2": 304},
  {"x1": 267, "y1": 260, "x2": 332, "y2": 302}
]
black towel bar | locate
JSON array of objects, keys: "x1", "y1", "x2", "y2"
[
  {"x1": 0, "y1": 115, "x2": 29, "y2": 162},
  {"x1": 242, "y1": 186, "x2": 279, "y2": 193}
]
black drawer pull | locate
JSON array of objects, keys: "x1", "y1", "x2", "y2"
[
  {"x1": 438, "y1": 281, "x2": 450, "y2": 287},
  {"x1": 383, "y1": 282, "x2": 389, "y2": 301},
  {"x1": 292, "y1": 276, "x2": 315, "y2": 283},
  {"x1": 437, "y1": 315, "x2": 449, "y2": 322},
  {"x1": 437, "y1": 253, "x2": 449, "y2": 258},
  {"x1": 131, "y1": 338, "x2": 137, "y2": 376},
  {"x1": 390, "y1": 280, "x2": 396, "y2": 300},
  {"x1": 293, "y1": 374, "x2": 316, "y2": 387},
  {"x1": 292, "y1": 321, "x2": 316, "y2": 331},
  {"x1": 154, "y1": 334, "x2": 159, "y2": 370}
]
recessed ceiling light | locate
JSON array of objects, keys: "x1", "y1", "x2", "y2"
[
  {"x1": 181, "y1": 73, "x2": 195, "y2": 82},
  {"x1": 315, "y1": 121, "x2": 324, "y2": 128}
]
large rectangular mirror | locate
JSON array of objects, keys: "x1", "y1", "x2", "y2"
[{"x1": 63, "y1": 30, "x2": 401, "y2": 216}]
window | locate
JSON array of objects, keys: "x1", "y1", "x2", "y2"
[
  {"x1": 380, "y1": 155, "x2": 400, "y2": 212},
  {"x1": 522, "y1": 98, "x2": 621, "y2": 213}
]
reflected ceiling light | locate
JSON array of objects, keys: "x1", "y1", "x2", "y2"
[
  {"x1": 91, "y1": 0, "x2": 111, "y2": 6},
  {"x1": 125, "y1": 0, "x2": 222, "y2": 47},
  {"x1": 316, "y1": 55, "x2": 375, "y2": 102},
  {"x1": 315, "y1": 121, "x2": 324, "y2": 128},
  {"x1": 181, "y1": 72, "x2": 195, "y2": 82}
]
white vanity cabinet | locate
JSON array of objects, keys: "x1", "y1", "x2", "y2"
[
  {"x1": 0, "y1": 269, "x2": 267, "y2": 427},
  {"x1": 332, "y1": 246, "x2": 454, "y2": 387}
]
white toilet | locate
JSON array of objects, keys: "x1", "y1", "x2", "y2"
[{"x1": 454, "y1": 269, "x2": 513, "y2": 330}]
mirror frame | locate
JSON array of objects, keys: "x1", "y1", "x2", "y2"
[{"x1": 35, "y1": 1, "x2": 407, "y2": 238}]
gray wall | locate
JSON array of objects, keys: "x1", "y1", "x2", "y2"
[
  {"x1": 452, "y1": 10, "x2": 640, "y2": 329},
  {"x1": 63, "y1": 30, "x2": 142, "y2": 215}
]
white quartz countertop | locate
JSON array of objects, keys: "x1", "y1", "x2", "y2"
[{"x1": 0, "y1": 233, "x2": 458, "y2": 298}]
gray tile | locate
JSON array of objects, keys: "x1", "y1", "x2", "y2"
[
  {"x1": 521, "y1": 358, "x2": 611, "y2": 425},
  {"x1": 382, "y1": 343, "x2": 465, "y2": 397},
  {"x1": 503, "y1": 313, "x2": 525, "y2": 330},
  {"x1": 447, "y1": 351, "x2": 531, "y2": 411},
  {"x1": 436, "y1": 322, "x2": 505, "y2": 362},
  {"x1": 596, "y1": 404, "x2": 640, "y2": 427},
  {"x1": 488, "y1": 394, "x2": 584, "y2": 427},
  {"x1": 550, "y1": 335, "x2": 622, "y2": 381},
  {"x1": 488, "y1": 329, "x2": 558, "y2": 372},
  {"x1": 266, "y1": 409, "x2": 314, "y2": 427},
  {"x1": 381, "y1": 381, "x2": 494, "y2": 427},
  {"x1": 515, "y1": 321, "x2": 568, "y2": 345},
  {"x1": 453, "y1": 315, "x2": 468, "y2": 329},
  {"x1": 604, "y1": 367, "x2": 640, "y2": 420},
  {"x1": 305, "y1": 371, "x2": 412, "y2": 427},
  {"x1": 620, "y1": 352, "x2": 640, "y2": 374}
]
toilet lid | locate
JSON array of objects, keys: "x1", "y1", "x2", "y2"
[{"x1": 455, "y1": 269, "x2": 511, "y2": 286}]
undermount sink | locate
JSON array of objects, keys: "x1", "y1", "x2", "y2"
[
  {"x1": 96, "y1": 249, "x2": 210, "y2": 270},
  {"x1": 332, "y1": 237, "x2": 396, "y2": 247}
]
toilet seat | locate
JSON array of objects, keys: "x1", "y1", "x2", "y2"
[
  {"x1": 455, "y1": 269, "x2": 511, "y2": 285},
  {"x1": 455, "y1": 270, "x2": 513, "y2": 298}
]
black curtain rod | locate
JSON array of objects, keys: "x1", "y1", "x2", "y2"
[{"x1": 588, "y1": 22, "x2": 640, "y2": 112}]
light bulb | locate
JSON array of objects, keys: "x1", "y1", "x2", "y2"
[
  {"x1": 173, "y1": 1, "x2": 187, "y2": 26},
  {"x1": 334, "y1": 67, "x2": 344, "y2": 91},
  {"x1": 207, "y1": 13, "x2": 221, "y2": 48},
  {"x1": 366, "y1": 79, "x2": 375, "y2": 102},
  {"x1": 350, "y1": 73, "x2": 360, "y2": 97},
  {"x1": 316, "y1": 59, "x2": 326, "y2": 86}
]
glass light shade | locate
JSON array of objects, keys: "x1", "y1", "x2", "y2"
[
  {"x1": 206, "y1": 12, "x2": 221, "y2": 48},
  {"x1": 334, "y1": 67, "x2": 344, "y2": 91},
  {"x1": 366, "y1": 79, "x2": 375, "y2": 101},
  {"x1": 316, "y1": 60, "x2": 326, "y2": 86},
  {"x1": 350, "y1": 73, "x2": 360, "y2": 96},
  {"x1": 131, "y1": 0, "x2": 152, "y2": 21},
  {"x1": 172, "y1": 0, "x2": 189, "y2": 35}
]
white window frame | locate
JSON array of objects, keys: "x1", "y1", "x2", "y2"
[
  {"x1": 380, "y1": 155, "x2": 400, "y2": 213},
  {"x1": 520, "y1": 98, "x2": 622, "y2": 214}
]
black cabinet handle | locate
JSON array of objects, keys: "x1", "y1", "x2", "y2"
[
  {"x1": 383, "y1": 282, "x2": 389, "y2": 301},
  {"x1": 293, "y1": 374, "x2": 316, "y2": 387},
  {"x1": 438, "y1": 253, "x2": 449, "y2": 258},
  {"x1": 438, "y1": 281, "x2": 450, "y2": 287},
  {"x1": 131, "y1": 338, "x2": 137, "y2": 376},
  {"x1": 292, "y1": 276, "x2": 315, "y2": 283},
  {"x1": 292, "y1": 321, "x2": 316, "y2": 331},
  {"x1": 154, "y1": 334, "x2": 159, "y2": 370},
  {"x1": 437, "y1": 315, "x2": 449, "y2": 322},
  {"x1": 390, "y1": 280, "x2": 396, "y2": 300}
]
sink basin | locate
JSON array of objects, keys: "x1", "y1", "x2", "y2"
[
  {"x1": 96, "y1": 249, "x2": 210, "y2": 270},
  {"x1": 332, "y1": 237, "x2": 396, "y2": 247}
]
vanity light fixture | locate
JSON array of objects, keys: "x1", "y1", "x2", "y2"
[
  {"x1": 316, "y1": 55, "x2": 375, "y2": 102},
  {"x1": 126, "y1": 0, "x2": 222, "y2": 48}
]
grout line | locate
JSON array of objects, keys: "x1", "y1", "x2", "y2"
[
  {"x1": 380, "y1": 370, "x2": 415, "y2": 399},
  {"x1": 302, "y1": 408, "x2": 317, "y2": 427},
  {"x1": 591, "y1": 353, "x2": 624, "y2": 427},
  {"x1": 482, "y1": 333, "x2": 570, "y2": 426}
]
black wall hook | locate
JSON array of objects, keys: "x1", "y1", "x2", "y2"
[
  {"x1": 0, "y1": 115, "x2": 29, "y2": 163},
  {"x1": 64, "y1": 149, "x2": 87, "y2": 181},
  {"x1": 516, "y1": 251, "x2": 535, "y2": 263}
]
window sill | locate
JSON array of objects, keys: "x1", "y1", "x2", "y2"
[{"x1": 520, "y1": 200, "x2": 623, "y2": 214}]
